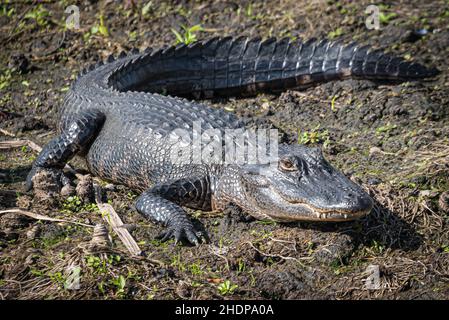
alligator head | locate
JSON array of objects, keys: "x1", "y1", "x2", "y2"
[{"x1": 222, "y1": 144, "x2": 373, "y2": 222}]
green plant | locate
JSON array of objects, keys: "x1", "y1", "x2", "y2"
[
  {"x1": 189, "y1": 262, "x2": 203, "y2": 276},
  {"x1": 141, "y1": 1, "x2": 153, "y2": 16},
  {"x1": 379, "y1": 6, "x2": 397, "y2": 25},
  {"x1": 217, "y1": 280, "x2": 238, "y2": 295},
  {"x1": 298, "y1": 125, "x2": 330, "y2": 147},
  {"x1": 369, "y1": 240, "x2": 385, "y2": 255},
  {"x1": 171, "y1": 24, "x2": 203, "y2": 45},
  {"x1": 0, "y1": 69, "x2": 12, "y2": 91},
  {"x1": 237, "y1": 3, "x2": 262, "y2": 20},
  {"x1": 236, "y1": 260, "x2": 246, "y2": 275},
  {"x1": 48, "y1": 271, "x2": 66, "y2": 287},
  {"x1": 110, "y1": 275, "x2": 126, "y2": 297},
  {"x1": 328, "y1": 27, "x2": 343, "y2": 39},
  {"x1": 25, "y1": 4, "x2": 50, "y2": 27},
  {"x1": 0, "y1": 5, "x2": 15, "y2": 17},
  {"x1": 90, "y1": 14, "x2": 109, "y2": 37},
  {"x1": 375, "y1": 123, "x2": 397, "y2": 135},
  {"x1": 170, "y1": 253, "x2": 186, "y2": 272},
  {"x1": 61, "y1": 195, "x2": 98, "y2": 213},
  {"x1": 86, "y1": 254, "x2": 121, "y2": 275}
]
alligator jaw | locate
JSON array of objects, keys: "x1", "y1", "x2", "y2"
[
  {"x1": 250, "y1": 185, "x2": 373, "y2": 222},
  {"x1": 283, "y1": 201, "x2": 372, "y2": 222}
]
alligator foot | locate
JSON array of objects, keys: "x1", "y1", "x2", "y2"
[
  {"x1": 156, "y1": 219, "x2": 205, "y2": 246},
  {"x1": 26, "y1": 166, "x2": 73, "y2": 192},
  {"x1": 135, "y1": 186, "x2": 209, "y2": 246},
  {"x1": 25, "y1": 167, "x2": 65, "y2": 206}
]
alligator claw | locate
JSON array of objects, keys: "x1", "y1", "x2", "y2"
[
  {"x1": 25, "y1": 166, "x2": 38, "y2": 191},
  {"x1": 25, "y1": 166, "x2": 68, "y2": 193},
  {"x1": 156, "y1": 222, "x2": 204, "y2": 246}
]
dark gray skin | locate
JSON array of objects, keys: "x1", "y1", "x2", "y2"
[{"x1": 26, "y1": 37, "x2": 437, "y2": 245}]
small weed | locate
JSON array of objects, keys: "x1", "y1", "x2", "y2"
[
  {"x1": 110, "y1": 275, "x2": 126, "y2": 297},
  {"x1": 379, "y1": 5, "x2": 398, "y2": 24},
  {"x1": 86, "y1": 254, "x2": 121, "y2": 275},
  {"x1": 0, "y1": 5, "x2": 15, "y2": 18},
  {"x1": 369, "y1": 240, "x2": 385, "y2": 255},
  {"x1": 126, "y1": 191, "x2": 137, "y2": 200},
  {"x1": 98, "y1": 281, "x2": 106, "y2": 295},
  {"x1": 91, "y1": 14, "x2": 109, "y2": 37},
  {"x1": 141, "y1": 1, "x2": 154, "y2": 17},
  {"x1": 171, "y1": 24, "x2": 203, "y2": 45},
  {"x1": 328, "y1": 27, "x2": 343, "y2": 39},
  {"x1": 25, "y1": 4, "x2": 50, "y2": 28},
  {"x1": 298, "y1": 125, "x2": 330, "y2": 147},
  {"x1": 171, "y1": 253, "x2": 186, "y2": 272},
  {"x1": 236, "y1": 260, "x2": 246, "y2": 275},
  {"x1": 189, "y1": 262, "x2": 203, "y2": 276},
  {"x1": 128, "y1": 30, "x2": 138, "y2": 42},
  {"x1": 48, "y1": 271, "x2": 66, "y2": 288},
  {"x1": 30, "y1": 268, "x2": 45, "y2": 277},
  {"x1": 256, "y1": 220, "x2": 277, "y2": 226},
  {"x1": 0, "y1": 69, "x2": 12, "y2": 91},
  {"x1": 249, "y1": 229, "x2": 272, "y2": 241},
  {"x1": 217, "y1": 280, "x2": 238, "y2": 295},
  {"x1": 61, "y1": 196, "x2": 98, "y2": 213},
  {"x1": 237, "y1": 3, "x2": 262, "y2": 20},
  {"x1": 375, "y1": 123, "x2": 397, "y2": 135}
]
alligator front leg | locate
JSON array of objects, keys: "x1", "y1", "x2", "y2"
[
  {"x1": 26, "y1": 109, "x2": 105, "y2": 191},
  {"x1": 135, "y1": 177, "x2": 211, "y2": 245}
]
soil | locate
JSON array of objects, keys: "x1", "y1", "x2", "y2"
[{"x1": 0, "y1": 0, "x2": 448, "y2": 300}]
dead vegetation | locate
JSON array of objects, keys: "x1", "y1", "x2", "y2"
[{"x1": 0, "y1": 0, "x2": 448, "y2": 300}]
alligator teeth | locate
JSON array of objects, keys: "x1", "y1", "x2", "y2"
[
  {"x1": 315, "y1": 212, "x2": 321, "y2": 218},
  {"x1": 343, "y1": 214, "x2": 348, "y2": 219},
  {"x1": 320, "y1": 213, "x2": 327, "y2": 219}
]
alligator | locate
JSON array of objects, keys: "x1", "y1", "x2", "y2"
[{"x1": 26, "y1": 37, "x2": 438, "y2": 245}]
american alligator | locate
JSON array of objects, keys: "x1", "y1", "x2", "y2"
[{"x1": 26, "y1": 37, "x2": 438, "y2": 245}]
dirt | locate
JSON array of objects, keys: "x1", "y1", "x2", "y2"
[{"x1": 0, "y1": 0, "x2": 448, "y2": 300}]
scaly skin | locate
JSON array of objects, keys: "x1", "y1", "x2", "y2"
[{"x1": 27, "y1": 37, "x2": 438, "y2": 245}]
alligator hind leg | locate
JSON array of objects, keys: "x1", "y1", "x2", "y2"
[
  {"x1": 135, "y1": 177, "x2": 211, "y2": 245},
  {"x1": 26, "y1": 109, "x2": 105, "y2": 191}
]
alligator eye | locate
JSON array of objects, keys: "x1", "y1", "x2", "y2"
[{"x1": 279, "y1": 158, "x2": 296, "y2": 171}]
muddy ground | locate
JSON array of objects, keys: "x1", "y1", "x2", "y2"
[{"x1": 0, "y1": 0, "x2": 448, "y2": 300}]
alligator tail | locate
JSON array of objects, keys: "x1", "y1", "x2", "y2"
[{"x1": 107, "y1": 37, "x2": 439, "y2": 98}]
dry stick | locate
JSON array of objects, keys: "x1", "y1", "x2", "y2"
[
  {"x1": 1, "y1": 138, "x2": 141, "y2": 256},
  {"x1": 0, "y1": 209, "x2": 94, "y2": 228},
  {"x1": 94, "y1": 184, "x2": 142, "y2": 256},
  {"x1": 0, "y1": 128, "x2": 16, "y2": 137}
]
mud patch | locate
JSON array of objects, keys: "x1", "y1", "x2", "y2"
[{"x1": 0, "y1": 0, "x2": 448, "y2": 300}]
